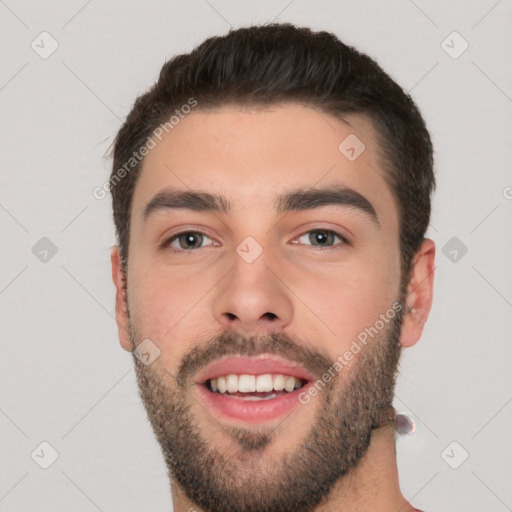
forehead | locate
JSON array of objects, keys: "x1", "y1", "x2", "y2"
[{"x1": 130, "y1": 104, "x2": 398, "y2": 232}]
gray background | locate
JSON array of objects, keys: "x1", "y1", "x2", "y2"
[{"x1": 1, "y1": 0, "x2": 511, "y2": 511}]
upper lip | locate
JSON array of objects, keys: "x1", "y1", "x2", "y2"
[{"x1": 194, "y1": 355, "x2": 315, "y2": 385}]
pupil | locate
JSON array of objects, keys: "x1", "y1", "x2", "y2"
[
  {"x1": 181, "y1": 233, "x2": 201, "y2": 249},
  {"x1": 312, "y1": 230, "x2": 331, "y2": 246}
]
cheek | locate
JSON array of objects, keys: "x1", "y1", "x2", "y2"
[
  {"x1": 127, "y1": 264, "x2": 213, "y2": 359},
  {"x1": 295, "y1": 258, "x2": 399, "y2": 355},
  {"x1": 127, "y1": 264, "x2": 175, "y2": 332}
]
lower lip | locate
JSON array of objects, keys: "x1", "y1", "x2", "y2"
[{"x1": 197, "y1": 383, "x2": 310, "y2": 424}]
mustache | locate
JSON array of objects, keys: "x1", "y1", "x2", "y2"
[{"x1": 176, "y1": 329, "x2": 335, "y2": 387}]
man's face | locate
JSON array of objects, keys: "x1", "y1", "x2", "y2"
[{"x1": 115, "y1": 104, "x2": 407, "y2": 511}]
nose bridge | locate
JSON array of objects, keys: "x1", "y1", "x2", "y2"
[{"x1": 211, "y1": 238, "x2": 294, "y2": 333}]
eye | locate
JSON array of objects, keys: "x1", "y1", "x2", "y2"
[
  {"x1": 292, "y1": 229, "x2": 351, "y2": 250},
  {"x1": 163, "y1": 231, "x2": 218, "y2": 253},
  {"x1": 162, "y1": 228, "x2": 351, "y2": 255}
]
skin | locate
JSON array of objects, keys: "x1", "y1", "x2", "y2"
[{"x1": 111, "y1": 104, "x2": 435, "y2": 511}]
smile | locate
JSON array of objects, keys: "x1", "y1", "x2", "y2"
[
  {"x1": 208, "y1": 373, "x2": 305, "y2": 400},
  {"x1": 195, "y1": 356, "x2": 314, "y2": 424}
]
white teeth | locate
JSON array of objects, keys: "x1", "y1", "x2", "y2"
[
  {"x1": 239, "y1": 393, "x2": 277, "y2": 401},
  {"x1": 273, "y1": 374, "x2": 285, "y2": 391},
  {"x1": 284, "y1": 376, "x2": 296, "y2": 392},
  {"x1": 208, "y1": 374, "x2": 303, "y2": 394},
  {"x1": 226, "y1": 374, "x2": 238, "y2": 393},
  {"x1": 238, "y1": 374, "x2": 256, "y2": 392},
  {"x1": 217, "y1": 376, "x2": 227, "y2": 394},
  {"x1": 255, "y1": 374, "x2": 273, "y2": 392}
]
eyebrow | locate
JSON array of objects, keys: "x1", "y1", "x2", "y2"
[{"x1": 142, "y1": 185, "x2": 379, "y2": 226}]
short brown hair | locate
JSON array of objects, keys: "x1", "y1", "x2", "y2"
[{"x1": 110, "y1": 23, "x2": 435, "y2": 288}]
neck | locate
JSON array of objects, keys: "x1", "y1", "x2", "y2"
[
  {"x1": 314, "y1": 422, "x2": 414, "y2": 512},
  {"x1": 170, "y1": 422, "x2": 415, "y2": 512}
]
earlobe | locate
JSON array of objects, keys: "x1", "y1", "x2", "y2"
[
  {"x1": 400, "y1": 238, "x2": 436, "y2": 348},
  {"x1": 110, "y1": 246, "x2": 133, "y2": 352}
]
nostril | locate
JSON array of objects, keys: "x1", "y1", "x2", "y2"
[{"x1": 224, "y1": 312, "x2": 277, "y2": 322}]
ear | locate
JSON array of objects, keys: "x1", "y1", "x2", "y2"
[
  {"x1": 400, "y1": 238, "x2": 436, "y2": 348},
  {"x1": 111, "y1": 246, "x2": 133, "y2": 352}
]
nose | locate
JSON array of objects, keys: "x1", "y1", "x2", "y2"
[{"x1": 211, "y1": 247, "x2": 293, "y2": 335}]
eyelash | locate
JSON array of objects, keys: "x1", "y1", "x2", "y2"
[{"x1": 162, "y1": 229, "x2": 352, "y2": 254}]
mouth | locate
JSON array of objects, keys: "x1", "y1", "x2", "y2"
[
  {"x1": 194, "y1": 355, "x2": 314, "y2": 424},
  {"x1": 207, "y1": 373, "x2": 305, "y2": 399}
]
